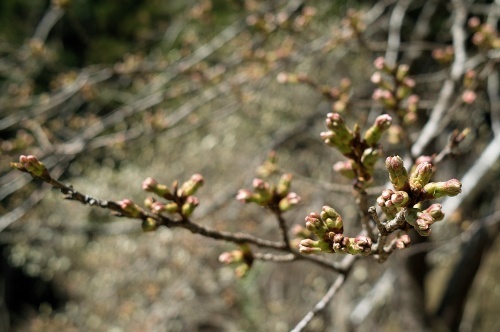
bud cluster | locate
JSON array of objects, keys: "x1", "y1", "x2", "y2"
[
  {"x1": 468, "y1": 17, "x2": 500, "y2": 50},
  {"x1": 142, "y1": 174, "x2": 204, "y2": 218},
  {"x1": 371, "y1": 57, "x2": 418, "y2": 125},
  {"x1": 236, "y1": 173, "x2": 301, "y2": 212},
  {"x1": 383, "y1": 155, "x2": 462, "y2": 236},
  {"x1": 322, "y1": 112, "x2": 391, "y2": 183},
  {"x1": 299, "y1": 206, "x2": 372, "y2": 256},
  {"x1": 218, "y1": 244, "x2": 253, "y2": 278}
]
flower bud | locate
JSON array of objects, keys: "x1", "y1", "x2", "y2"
[
  {"x1": 347, "y1": 235, "x2": 372, "y2": 255},
  {"x1": 391, "y1": 191, "x2": 409, "y2": 207},
  {"x1": 422, "y1": 179, "x2": 462, "y2": 199},
  {"x1": 396, "y1": 64, "x2": 410, "y2": 81},
  {"x1": 276, "y1": 173, "x2": 293, "y2": 196},
  {"x1": 396, "y1": 234, "x2": 411, "y2": 249},
  {"x1": 179, "y1": 174, "x2": 204, "y2": 197},
  {"x1": 305, "y1": 213, "x2": 325, "y2": 237},
  {"x1": 218, "y1": 250, "x2": 244, "y2": 264},
  {"x1": 252, "y1": 178, "x2": 272, "y2": 203},
  {"x1": 299, "y1": 239, "x2": 327, "y2": 254},
  {"x1": 236, "y1": 189, "x2": 255, "y2": 203},
  {"x1": 363, "y1": 114, "x2": 392, "y2": 146},
  {"x1": 151, "y1": 201, "x2": 167, "y2": 214},
  {"x1": 333, "y1": 160, "x2": 356, "y2": 179},
  {"x1": 181, "y1": 196, "x2": 199, "y2": 217},
  {"x1": 118, "y1": 199, "x2": 143, "y2": 218},
  {"x1": 13, "y1": 155, "x2": 50, "y2": 179},
  {"x1": 424, "y1": 203, "x2": 445, "y2": 221},
  {"x1": 141, "y1": 217, "x2": 158, "y2": 232},
  {"x1": 409, "y1": 162, "x2": 434, "y2": 191},
  {"x1": 324, "y1": 216, "x2": 343, "y2": 234},
  {"x1": 142, "y1": 177, "x2": 172, "y2": 198},
  {"x1": 320, "y1": 206, "x2": 340, "y2": 221},
  {"x1": 361, "y1": 147, "x2": 382, "y2": 170},
  {"x1": 385, "y1": 156, "x2": 410, "y2": 191},
  {"x1": 279, "y1": 192, "x2": 301, "y2": 212}
]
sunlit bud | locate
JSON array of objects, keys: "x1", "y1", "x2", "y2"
[
  {"x1": 142, "y1": 177, "x2": 172, "y2": 198},
  {"x1": 348, "y1": 235, "x2": 372, "y2": 256},
  {"x1": 424, "y1": 203, "x2": 445, "y2": 221},
  {"x1": 279, "y1": 192, "x2": 301, "y2": 212},
  {"x1": 395, "y1": 234, "x2": 411, "y2": 249},
  {"x1": 180, "y1": 174, "x2": 204, "y2": 197},
  {"x1": 333, "y1": 160, "x2": 356, "y2": 179},
  {"x1": 324, "y1": 216, "x2": 343, "y2": 234},
  {"x1": 364, "y1": 114, "x2": 392, "y2": 146},
  {"x1": 391, "y1": 191, "x2": 409, "y2": 207},
  {"x1": 361, "y1": 147, "x2": 382, "y2": 170},
  {"x1": 321, "y1": 205, "x2": 340, "y2": 221},
  {"x1": 325, "y1": 113, "x2": 352, "y2": 138},
  {"x1": 218, "y1": 250, "x2": 244, "y2": 264},
  {"x1": 181, "y1": 196, "x2": 199, "y2": 217},
  {"x1": 305, "y1": 212, "x2": 324, "y2": 236},
  {"x1": 385, "y1": 156, "x2": 410, "y2": 191},
  {"x1": 381, "y1": 189, "x2": 394, "y2": 200},
  {"x1": 299, "y1": 239, "x2": 325, "y2": 254},
  {"x1": 422, "y1": 179, "x2": 462, "y2": 199},
  {"x1": 118, "y1": 199, "x2": 143, "y2": 218},
  {"x1": 409, "y1": 162, "x2": 434, "y2": 191},
  {"x1": 141, "y1": 218, "x2": 158, "y2": 232},
  {"x1": 277, "y1": 173, "x2": 293, "y2": 196},
  {"x1": 376, "y1": 195, "x2": 386, "y2": 207}
]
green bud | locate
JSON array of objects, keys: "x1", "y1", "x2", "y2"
[
  {"x1": 119, "y1": 199, "x2": 143, "y2": 218},
  {"x1": 422, "y1": 179, "x2": 462, "y2": 199},
  {"x1": 142, "y1": 177, "x2": 172, "y2": 198},
  {"x1": 324, "y1": 216, "x2": 343, "y2": 234},
  {"x1": 424, "y1": 203, "x2": 445, "y2": 221},
  {"x1": 299, "y1": 239, "x2": 331, "y2": 254},
  {"x1": 179, "y1": 174, "x2": 204, "y2": 197},
  {"x1": 277, "y1": 173, "x2": 293, "y2": 196},
  {"x1": 363, "y1": 114, "x2": 392, "y2": 146},
  {"x1": 385, "y1": 156, "x2": 410, "y2": 191},
  {"x1": 141, "y1": 218, "x2": 158, "y2": 232},
  {"x1": 13, "y1": 155, "x2": 50, "y2": 179},
  {"x1": 181, "y1": 196, "x2": 199, "y2": 217},
  {"x1": 390, "y1": 191, "x2": 409, "y2": 207},
  {"x1": 278, "y1": 192, "x2": 301, "y2": 212},
  {"x1": 333, "y1": 160, "x2": 356, "y2": 179},
  {"x1": 361, "y1": 147, "x2": 382, "y2": 169},
  {"x1": 409, "y1": 162, "x2": 433, "y2": 191}
]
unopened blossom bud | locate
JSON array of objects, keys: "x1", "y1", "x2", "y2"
[
  {"x1": 409, "y1": 162, "x2": 434, "y2": 191},
  {"x1": 141, "y1": 217, "x2": 158, "y2": 232},
  {"x1": 321, "y1": 205, "x2": 340, "y2": 221},
  {"x1": 234, "y1": 264, "x2": 250, "y2": 278},
  {"x1": 374, "y1": 56, "x2": 386, "y2": 70},
  {"x1": 252, "y1": 178, "x2": 272, "y2": 203},
  {"x1": 361, "y1": 147, "x2": 382, "y2": 170},
  {"x1": 151, "y1": 201, "x2": 167, "y2": 214},
  {"x1": 180, "y1": 174, "x2": 204, "y2": 197},
  {"x1": 391, "y1": 191, "x2": 409, "y2": 207},
  {"x1": 414, "y1": 212, "x2": 434, "y2": 236},
  {"x1": 462, "y1": 90, "x2": 477, "y2": 104},
  {"x1": 144, "y1": 196, "x2": 155, "y2": 209},
  {"x1": 424, "y1": 203, "x2": 445, "y2": 221},
  {"x1": 385, "y1": 156, "x2": 410, "y2": 191},
  {"x1": 277, "y1": 173, "x2": 293, "y2": 196},
  {"x1": 348, "y1": 235, "x2": 372, "y2": 256},
  {"x1": 165, "y1": 202, "x2": 180, "y2": 213},
  {"x1": 396, "y1": 64, "x2": 410, "y2": 81},
  {"x1": 422, "y1": 179, "x2": 462, "y2": 199},
  {"x1": 218, "y1": 250, "x2": 244, "y2": 264},
  {"x1": 181, "y1": 196, "x2": 199, "y2": 217},
  {"x1": 305, "y1": 213, "x2": 325, "y2": 237},
  {"x1": 13, "y1": 155, "x2": 50, "y2": 179},
  {"x1": 279, "y1": 192, "x2": 301, "y2": 212},
  {"x1": 299, "y1": 239, "x2": 325, "y2": 254},
  {"x1": 364, "y1": 114, "x2": 392, "y2": 146},
  {"x1": 333, "y1": 160, "x2": 356, "y2": 179},
  {"x1": 325, "y1": 113, "x2": 352, "y2": 140},
  {"x1": 396, "y1": 234, "x2": 411, "y2": 249},
  {"x1": 142, "y1": 177, "x2": 172, "y2": 198},
  {"x1": 324, "y1": 216, "x2": 343, "y2": 234},
  {"x1": 371, "y1": 72, "x2": 383, "y2": 84},
  {"x1": 119, "y1": 199, "x2": 143, "y2": 218},
  {"x1": 236, "y1": 189, "x2": 255, "y2": 203}
]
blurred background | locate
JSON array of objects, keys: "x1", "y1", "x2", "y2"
[{"x1": 1, "y1": 0, "x2": 499, "y2": 331}]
